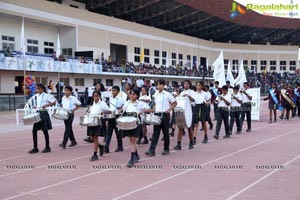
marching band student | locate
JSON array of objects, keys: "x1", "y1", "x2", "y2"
[
  {"x1": 174, "y1": 80, "x2": 196, "y2": 150},
  {"x1": 294, "y1": 82, "x2": 300, "y2": 118},
  {"x1": 210, "y1": 81, "x2": 222, "y2": 120},
  {"x1": 119, "y1": 88, "x2": 151, "y2": 168},
  {"x1": 145, "y1": 79, "x2": 177, "y2": 156},
  {"x1": 28, "y1": 84, "x2": 56, "y2": 154},
  {"x1": 263, "y1": 83, "x2": 280, "y2": 123},
  {"x1": 280, "y1": 83, "x2": 295, "y2": 120},
  {"x1": 59, "y1": 86, "x2": 81, "y2": 149},
  {"x1": 240, "y1": 82, "x2": 252, "y2": 132},
  {"x1": 193, "y1": 82, "x2": 210, "y2": 144},
  {"x1": 204, "y1": 85, "x2": 214, "y2": 130},
  {"x1": 104, "y1": 86, "x2": 124, "y2": 153},
  {"x1": 213, "y1": 85, "x2": 231, "y2": 139},
  {"x1": 229, "y1": 86, "x2": 242, "y2": 135},
  {"x1": 137, "y1": 85, "x2": 151, "y2": 145},
  {"x1": 88, "y1": 90, "x2": 111, "y2": 161}
]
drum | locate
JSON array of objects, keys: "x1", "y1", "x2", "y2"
[
  {"x1": 52, "y1": 107, "x2": 70, "y2": 120},
  {"x1": 143, "y1": 114, "x2": 161, "y2": 125},
  {"x1": 23, "y1": 113, "x2": 42, "y2": 125},
  {"x1": 116, "y1": 116, "x2": 137, "y2": 130},
  {"x1": 79, "y1": 115, "x2": 101, "y2": 127},
  {"x1": 103, "y1": 110, "x2": 120, "y2": 119},
  {"x1": 174, "y1": 96, "x2": 192, "y2": 128}
]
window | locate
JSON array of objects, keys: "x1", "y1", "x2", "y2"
[
  {"x1": 93, "y1": 79, "x2": 101, "y2": 86},
  {"x1": 290, "y1": 61, "x2": 296, "y2": 71},
  {"x1": 187, "y1": 55, "x2": 191, "y2": 67},
  {"x1": 62, "y1": 48, "x2": 72, "y2": 56},
  {"x1": 251, "y1": 60, "x2": 257, "y2": 65},
  {"x1": 60, "y1": 78, "x2": 69, "y2": 86},
  {"x1": 154, "y1": 50, "x2": 160, "y2": 65},
  {"x1": 172, "y1": 53, "x2": 176, "y2": 59},
  {"x1": 154, "y1": 50, "x2": 159, "y2": 57},
  {"x1": 134, "y1": 47, "x2": 140, "y2": 55},
  {"x1": 172, "y1": 60, "x2": 176, "y2": 66},
  {"x1": 270, "y1": 61, "x2": 276, "y2": 65},
  {"x1": 179, "y1": 61, "x2": 183, "y2": 66},
  {"x1": 280, "y1": 61, "x2": 286, "y2": 66},
  {"x1": 134, "y1": 56, "x2": 140, "y2": 63},
  {"x1": 162, "y1": 59, "x2": 166, "y2": 65},
  {"x1": 179, "y1": 54, "x2": 183, "y2": 60},
  {"x1": 162, "y1": 51, "x2": 167, "y2": 58},
  {"x1": 243, "y1": 60, "x2": 248, "y2": 65},
  {"x1": 154, "y1": 58, "x2": 160, "y2": 64},
  {"x1": 261, "y1": 66, "x2": 266, "y2": 71},
  {"x1": 280, "y1": 66, "x2": 286, "y2": 71},
  {"x1": 44, "y1": 41, "x2": 54, "y2": 54},
  {"x1": 144, "y1": 48, "x2": 150, "y2": 56},
  {"x1": 187, "y1": 55, "x2": 191, "y2": 61},
  {"x1": 270, "y1": 60, "x2": 276, "y2": 71},
  {"x1": 260, "y1": 60, "x2": 267, "y2": 66},
  {"x1": 75, "y1": 78, "x2": 84, "y2": 86},
  {"x1": 270, "y1": 66, "x2": 276, "y2": 71},
  {"x1": 232, "y1": 59, "x2": 239, "y2": 71},
  {"x1": 106, "y1": 79, "x2": 113, "y2": 87},
  {"x1": 192, "y1": 56, "x2": 197, "y2": 66},
  {"x1": 251, "y1": 60, "x2": 257, "y2": 71},
  {"x1": 2, "y1": 35, "x2": 15, "y2": 51},
  {"x1": 27, "y1": 39, "x2": 38, "y2": 54},
  {"x1": 144, "y1": 57, "x2": 150, "y2": 64}
]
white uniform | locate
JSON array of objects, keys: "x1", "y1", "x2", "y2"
[
  {"x1": 194, "y1": 91, "x2": 209, "y2": 104},
  {"x1": 217, "y1": 93, "x2": 231, "y2": 108},
  {"x1": 122, "y1": 100, "x2": 149, "y2": 113},
  {"x1": 180, "y1": 89, "x2": 196, "y2": 105},
  {"x1": 139, "y1": 95, "x2": 151, "y2": 108},
  {"x1": 241, "y1": 89, "x2": 252, "y2": 103},
  {"x1": 89, "y1": 100, "x2": 110, "y2": 115},
  {"x1": 62, "y1": 96, "x2": 81, "y2": 112},
  {"x1": 109, "y1": 96, "x2": 125, "y2": 111},
  {"x1": 231, "y1": 93, "x2": 242, "y2": 107},
  {"x1": 36, "y1": 92, "x2": 56, "y2": 110},
  {"x1": 154, "y1": 90, "x2": 176, "y2": 113}
]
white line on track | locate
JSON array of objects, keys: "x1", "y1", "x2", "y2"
[
  {"x1": 3, "y1": 126, "x2": 300, "y2": 200},
  {"x1": 111, "y1": 126, "x2": 300, "y2": 200},
  {"x1": 225, "y1": 153, "x2": 300, "y2": 200}
]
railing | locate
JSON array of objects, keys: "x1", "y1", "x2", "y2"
[{"x1": 0, "y1": 94, "x2": 27, "y2": 111}]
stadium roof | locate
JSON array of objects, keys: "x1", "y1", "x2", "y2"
[{"x1": 70, "y1": 0, "x2": 300, "y2": 45}]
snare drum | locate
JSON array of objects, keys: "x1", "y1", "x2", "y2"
[
  {"x1": 116, "y1": 116, "x2": 138, "y2": 130},
  {"x1": 80, "y1": 115, "x2": 101, "y2": 127},
  {"x1": 143, "y1": 114, "x2": 162, "y2": 125},
  {"x1": 52, "y1": 107, "x2": 70, "y2": 120},
  {"x1": 174, "y1": 97, "x2": 192, "y2": 128},
  {"x1": 23, "y1": 113, "x2": 42, "y2": 125}
]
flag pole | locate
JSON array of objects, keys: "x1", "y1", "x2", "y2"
[{"x1": 21, "y1": 17, "x2": 26, "y2": 105}]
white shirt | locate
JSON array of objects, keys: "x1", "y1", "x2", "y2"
[
  {"x1": 36, "y1": 92, "x2": 56, "y2": 110},
  {"x1": 89, "y1": 100, "x2": 110, "y2": 115},
  {"x1": 109, "y1": 96, "x2": 125, "y2": 111},
  {"x1": 73, "y1": 91, "x2": 78, "y2": 99},
  {"x1": 206, "y1": 91, "x2": 212, "y2": 102},
  {"x1": 62, "y1": 95, "x2": 81, "y2": 111},
  {"x1": 119, "y1": 91, "x2": 128, "y2": 102},
  {"x1": 194, "y1": 90, "x2": 209, "y2": 104},
  {"x1": 241, "y1": 89, "x2": 252, "y2": 103},
  {"x1": 122, "y1": 100, "x2": 148, "y2": 113},
  {"x1": 231, "y1": 93, "x2": 242, "y2": 107},
  {"x1": 154, "y1": 90, "x2": 176, "y2": 112},
  {"x1": 139, "y1": 95, "x2": 151, "y2": 108},
  {"x1": 217, "y1": 93, "x2": 231, "y2": 107}
]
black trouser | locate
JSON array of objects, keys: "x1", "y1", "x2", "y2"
[
  {"x1": 105, "y1": 118, "x2": 123, "y2": 149},
  {"x1": 213, "y1": 103, "x2": 218, "y2": 119},
  {"x1": 150, "y1": 113, "x2": 170, "y2": 151},
  {"x1": 240, "y1": 103, "x2": 252, "y2": 130},
  {"x1": 207, "y1": 104, "x2": 213, "y2": 127},
  {"x1": 32, "y1": 130, "x2": 49, "y2": 148},
  {"x1": 229, "y1": 108, "x2": 241, "y2": 133},
  {"x1": 292, "y1": 101, "x2": 300, "y2": 117},
  {"x1": 215, "y1": 108, "x2": 230, "y2": 136},
  {"x1": 62, "y1": 113, "x2": 76, "y2": 145}
]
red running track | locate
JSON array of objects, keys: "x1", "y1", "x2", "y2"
[{"x1": 0, "y1": 101, "x2": 300, "y2": 200}]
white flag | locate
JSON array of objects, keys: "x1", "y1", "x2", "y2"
[
  {"x1": 226, "y1": 61, "x2": 235, "y2": 86},
  {"x1": 235, "y1": 59, "x2": 247, "y2": 89},
  {"x1": 212, "y1": 51, "x2": 226, "y2": 87},
  {"x1": 20, "y1": 17, "x2": 25, "y2": 56},
  {"x1": 56, "y1": 33, "x2": 61, "y2": 58}
]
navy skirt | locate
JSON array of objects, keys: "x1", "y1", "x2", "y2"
[{"x1": 33, "y1": 110, "x2": 52, "y2": 131}]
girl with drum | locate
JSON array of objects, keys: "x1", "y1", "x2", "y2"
[
  {"x1": 137, "y1": 85, "x2": 151, "y2": 145},
  {"x1": 119, "y1": 88, "x2": 151, "y2": 168},
  {"x1": 174, "y1": 80, "x2": 196, "y2": 150},
  {"x1": 28, "y1": 84, "x2": 56, "y2": 154},
  {"x1": 88, "y1": 90, "x2": 111, "y2": 161},
  {"x1": 59, "y1": 86, "x2": 81, "y2": 149}
]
